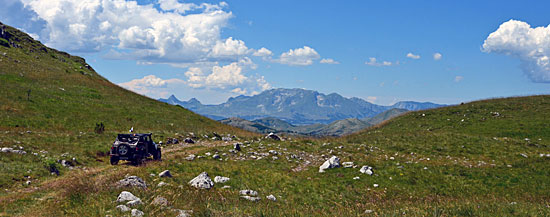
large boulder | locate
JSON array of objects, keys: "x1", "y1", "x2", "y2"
[
  {"x1": 189, "y1": 172, "x2": 214, "y2": 189},
  {"x1": 265, "y1": 133, "x2": 281, "y2": 141},
  {"x1": 131, "y1": 209, "x2": 144, "y2": 217},
  {"x1": 360, "y1": 166, "x2": 373, "y2": 175},
  {"x1": 319, "y1": 156, "x2": 341, "y2": 173},
  {"x1": 116, "y1": 176, "x2": 147, "y2": 189},
  {"x1": 117, "y1": 191, "x2": 140, "y2": 203},
  {"x1": 159, "y1": 170, "x2": 172, "y2": 178}
]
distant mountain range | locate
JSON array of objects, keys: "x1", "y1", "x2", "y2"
[
  {"x1": 220, "y1": 108, "x2": 408, "y2": 136},
  {"x1": 159, "y1": 88, "x2": 445, "y2": 125}
]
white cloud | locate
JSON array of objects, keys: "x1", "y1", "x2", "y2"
[
  {"x1": 454, "y1": 76, "x2": 464, "y2": 82},
  {"x1": 482, "y1": 19, "x2": 550, "y2": 82},
  {"x1": 118, "y1": 75, "x2": 185, "y2": 96},
  {"x1": 320, "y1": 58, "x2": 339, "y2": 64},
  {"x1": 406, "y1": 52, "x2": 420, "y2": 59},
  {"x1": 182, "y1": 58, "x2": 269, "y2": 95},
  {"x1": 365, "y1": 57, "x2": 396, "y2": 66},
  {"x1": 18, "y1": 0, "x2": 247, "y2": 63},
  {"x1": 253, "y1": 47, "x2": 273, "y2": 57},
  {"x1": 433, "y1": 52, "x2": 442, "y2": 60},
  {"x1": 277, "y1": 46, "x2": 320, "y2": 66}
]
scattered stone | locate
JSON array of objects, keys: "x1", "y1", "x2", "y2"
[
  {"x1": 319, "y1": 156, "x2": 341, "y2": 173},
  {"x1": 159, "y1": 170, "x2": 172, "y2": 178},
  {"x1": 117, "y1": 191, "x2": 139, "y2": 203},
  {"x1": 353, "y1": 177, "x2": 360, "y2": 180},
  {"x1": 222, "y1": 136, "x2": 232, "y2": 142},
  {"x1": 272, "y1": 156, "x2": 279, "y2": 160},
  {"x1": 184, "y1": 138, "x2": 195, "y2": 144},
  {"x1": 212, "y1": 154, "x2": 220, "y2": 159},
  {"x1": 174, "y1": 209, "x2": 193, "y2": 217},
  {"x1": 221, "y1": 185, "x2": 231, "y2": 189},
  {"x1": 214, "y1": 176, "x2": 230, "y2": 183},
  {"x1": 241, "y1": 196, "x2": 261, "y2": 202},
  {"x1": 239, "y1": 189, "x2": 258, "y2": 196},
  {"x1": 520, "y1": 153, "x2": 528, "y2": 158},
  {"x1": 131, "y1": 209, "x2": 144, "y2": 217},
  {"x1": 373, "y1": 184, "x2": 379, "y2": 188},
  {"x1": 116, "y1": 176, "x2": 147, "y2": 189},
  {"x1": 150, "y1": 173, "x2": 156, "y2": 177},
  {"x1": 265, "y1": 133, "x2": 281, "y2": 141},
  {"x1": 342, "y1": 162, "x2": 354, "y2": 168},
  {"x1": 360, "y1": 166, "x2": 373, "y2": 175},
  {"x1": 266, "y1": 194, "x2": 277, "y2": 201},
  {"x1": 268, "y1": 150, "x2": 278, "y2": 155},
  {"x1": 185, "y1": 154, "x2": 196, "y2": 161},
  {"x1": 205, "y1": 152, "x2": 212, "y2": 156},
  {"x1": 157, "y1": 181, "x2": 169, "y2": 187},
  {"x1": 25, "y1": 180, "x2": 31, "y2": 185},
  {"x1": 151, "y1": 196, "x2": 170, "y2": 206},
  {"x1": 364, "y1": 209, "x2": 374, "y2": 214},
  {"x1": 189, "y1": 172, "x2": 214, "y2": 189},
  {"x1": 127, "y1": 199, "x2": 142, "y2": 207},
  {"x1": 116, "y1": 204, "x2": 131, "y2": 212}
]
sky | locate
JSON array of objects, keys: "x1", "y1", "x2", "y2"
[{"x1": 1, "y1": 0, "x2": 550, "y2": 105}]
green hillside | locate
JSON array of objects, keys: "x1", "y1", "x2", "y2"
[
  {"x1": 1, "y1": 22, "x2": 550, "y2": 216},
  {"x1": 0, "y1": 22, "x2": 253, "y2": 189}
]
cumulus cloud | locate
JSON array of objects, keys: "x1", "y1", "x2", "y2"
[
  {"x1": 118, "y1": 75, "x2": 184, "y2": 96},
  {"x1": 320, "y1": 58, "x2": 339, "y2": 64},
  {"x1": 433, "y1": 52, "x2": 442, "y2": 60},
  {"x1": 482, "y1": 19, "x2": 550, "y2": 82},
  {"x1": 454, "y1": 76, "x2": 464, "y2": 82},
  {"x1": 253, "y1": 47, "x2": 273, "y2": 57},
  {"x1": 17, "y1": 0, "x2": 246, "y2": 63},
  {"x1": 277, "y1": 46, "x2": 320, "y2": 66},
  {"x1": 365, "y1": 57, "x2": 397, "y2": 66},
  {"x1": 182, "y1": 58, "x2": 269, "y2": 95},
  {"x1": 406, "y1": 52, "x2": 420, "y2": 59}
]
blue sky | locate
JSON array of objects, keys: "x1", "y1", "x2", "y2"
[{"x1": 2, "y1": 0, "x2": 550, "y2": 105}]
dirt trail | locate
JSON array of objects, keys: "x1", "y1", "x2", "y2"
[{"x1": 0, "y1": 140, "x2": 232, "y2": 206}]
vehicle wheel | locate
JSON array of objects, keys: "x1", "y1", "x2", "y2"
[
  {"x1": 154, "y1": 148, "x2": 162, "y2": 161},
  {"x1": 110, "y1": 156, "x2": 119, "y2": 165}
]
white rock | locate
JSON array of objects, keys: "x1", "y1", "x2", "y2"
[
  {"x1": 131, "y1": 209, "x2": 144, "y2": 217},
  {"x1": 359, "y1": 166, "x2": 373, "y2": 175},
  {"x1": 342, "y1": 162, "x2": 354, "y2": 168},
  {"x1": 239, "y1": 189, "x2": 258, "y2": 196},
  {"x1": 116, "y1": 176, "x2": 147, "y2": 189},
  {"x1": 520, "y1": 153, "x2": 528, "y2": 158},
  {"x1": 268, "y1": 150, "x2": 278, "y2": 155},
  {"x1": 364, "y1": 209, "x2": 374, "y2": 214},
  {"x1": 189, "y1": 172, "x2": 214, "y2": 189},
  {"x1": 373, "y1": 184, "x2": 379, "y2": 188},
  {"x1": 241, "y1": 195, "x2": 261, "y2": 201},
  {"x1": 353, "y1": 177, "x2": 360, "y2": 180},
  {"x1": 205, "y1": 152, "x2": 211, "y2": 156},
  {"x1": 214, "y1": 176, "x2": 230, "y2": 183},
  {"x1": 117, "y1": 191, "x2": 139, "y2": 203},
  {"x1": 157, "y1": 181, "x2": 169, "y2": 187},
  {"x1": 116, "y1": 204, "x2": 131, "y2": 212},
  {"x1": 221, "y1": 185, "x2": 231, "y2": 189},
  {"x1": 174, "y1": 209, "x2": 193, "y2": 217},
  {"x1": 319, "y1": 156, "x2": 340, "y2": 173},
  {"x1": 266, "y1": 194, "x2": 277, "y2": 201},
  {"x1": 185, "y1": 154, "x2": 196, "y2": 161},
  {"x1": 151, "y1": 196, "x2": 169, "y2": 206},
  {"x1": 159, "y1": 170, "x2": 172, "y2": 178},
  {"x1": 212, "y1": 154, "x2": 220, "y2": 159},
  {"x1": 127, "y1": 199, "x2": 142, "y2": 207}
]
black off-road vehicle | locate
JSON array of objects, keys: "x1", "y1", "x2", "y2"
[{"x1": 110, "y1": 133, "x2": 161, "y2": 165}]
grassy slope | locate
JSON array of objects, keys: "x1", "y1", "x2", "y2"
[
  {"x1": 0, "y1": 22, "x2": 254, "y2": 190},
  {"x1": 3, "y1": 95, "x2": 549, "y2": 217},
  {"x1": 1, "y1": 22, "x2": 550, "y2": 216}
]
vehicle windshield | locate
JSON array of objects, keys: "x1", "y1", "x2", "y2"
[{"x1": 117, "y1": 134, "x2": 140, "y2": 143}]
